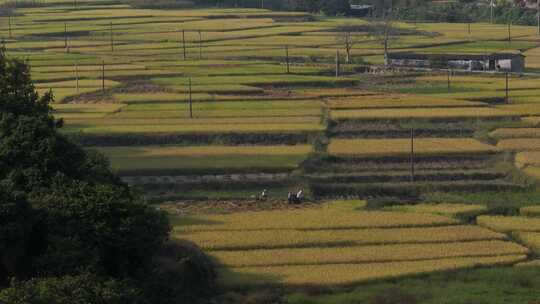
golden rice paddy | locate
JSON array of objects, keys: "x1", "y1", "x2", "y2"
[{"x1": 328, "y1": 138, "x2": 497, "y2": 156}]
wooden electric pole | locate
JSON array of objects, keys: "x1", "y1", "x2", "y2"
[
  {"x1": 75, "y1": 61, "x2": 79, "y2": 92},
  {"x1": 508, "y1": 22, "x2": 511, "y2": 42},
  {"x1": 335, "y1": 49, "x2": 340, "y2": 78},
  {"x1": 447, "y1": 69, "x2": 451, "y2": 92},
  {"x1": 505, "y1": 72, "x2": 509, "y2": 103},
  {"x1": 410, "y1": 128, "x2": 415, "y2": 182},
  {"x1": 285, "y1": 45, "x2": 290, "y2": 74},
  {"x1": 188, "y1": 77, "x2": 193, "y2": 118},
  {"x1": 198, "y1": 30, "x2": 202, "y2": 60},
  {"x1": 64, "y1": 22, "x2": 68, "y2": 49},
  {"x1": 110, "y1": 21, "x2": 114, "y2": 52},
  {"x1": 182, "y1": 30, "x2": 186, "y2": 60},
  {"x1": 101, "y1": 61, "x2": 105, "y2": 93},
  {"x1": 8, "y1": 16, "x2": 12, "y2": 38}
]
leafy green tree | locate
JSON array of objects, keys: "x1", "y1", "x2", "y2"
[
  {"x1": 0, "y1": 46, "x2": 170, "y2": 284},
  {"x1": 0, "y1": 273, "x2": 142, "y2": 304},
  {"x1": 0, "y1": 41, "x2": 214, "y2": 303},
  {"x1": 320, "y1": 0, "x2": 350, "y2": 15},
  {"x1": 0, "y1": 190, "x2": 42, "y2": 285},
  {"x1": 34, "y1": 179, "x2": 170, "y2": 278}
]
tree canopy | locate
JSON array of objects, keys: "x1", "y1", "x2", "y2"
[{"x1": 0, "y1": 48, "x2": 213, "y2": 303}]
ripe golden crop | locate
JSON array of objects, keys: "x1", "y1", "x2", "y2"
[
  {"x1": 328, "y1": 138, "x2": 496, "y2": 156},
  {"x1": 386, "y1": 203, "x2": 487, "y2": 217},
  {"x1": 210, "y1": 240, "x2": 527, "y2": 267},
  {"x1": 331, "y1": 107, "x2": 511, "y2": 120},
  {"x1": 520, "y1": 206, "x2": 540, "y2": 217},
  {"x1": 497, "y1": 139, "x2": 540, "y2": 152},
  {"x1": 490, "y1": 128, "x2": 540, "y2": 140},
  {"x1": 217, "y1": 255, "x2": 526, "y2": 286},
  {"x1": 477, "y1": 215, "x2": 540, "y2": 233},
  {"x1": 176, "y1": 225, "x2": 504, "y2": 250},
  {"x1": 174, "y1": 208, "x2": 458, "y2": 233}
]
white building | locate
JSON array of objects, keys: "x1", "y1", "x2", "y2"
[{"x1": 387, "y1": 52, "x2": 525, "y2": 73}]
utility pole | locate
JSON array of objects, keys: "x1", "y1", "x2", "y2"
[
  {"x1": 538, "y1": 0, "x2": 540, "y2": 35},
  {"x1": 101, "y1": 61, "x2": 105, "y2": 93},
  {"x1": 198, "y1": 30, "x2": 202, "y2": 60},
  {"x1": 75, "y1": 61, "x2": 79, "y2": 92},
  {"x1": 64, "y1": 22, "x2": 68, "y2": 49},
  {"x1": 8, "y1": 16, "x2": 12, "y2": 38},
  {"x1": 285, "y1": 45, "x2": 290, "y2": 74},
  {"x1": 261, "y1": 0, "x2": 264, "y2": 9},
  {"x1": 188, "y1": 77, "x2": 193, "y2": 118},
  {"x1": 335, "y1": 49, "x2": 340, "y2": 78},
  {"x1": 181, "y1": 30, "x2": 186, "y2": 60},
  {"x1": 110, "y1": 21, "x2": 114, "y2": 52},
  {"x1": 508, "y1": 22, "x2": 511, "y2": 43},
  {"x1": 410, "y1": 128, "x2": 415, "y2": 182},
  {"x1": 505, "y1": 72, "x2": 509, "y2": 103},
  {"x1": 447, "y1": 68, "x2": 451, "y2": 92}
]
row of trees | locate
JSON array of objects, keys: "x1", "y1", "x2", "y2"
[
  {"x1": 127, "y1": 0, "x2": 540, "y2": 24},
  {"x1": 129, "y1": 0, "x2": 352, "y2": 15},
  {"x1": 0, "y1": 48, "x2": 215, "y2": 303}
]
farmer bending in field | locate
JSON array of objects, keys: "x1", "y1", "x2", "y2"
[
  {"x1": 296, "y1": 189, "x2": 304, "y2": 204},
  {"x1": 287, "y1": 192, "x2": 294, "y2": 204},
  {"x1": 260, "y1": 189, "x2": 268, "y2": 201}
]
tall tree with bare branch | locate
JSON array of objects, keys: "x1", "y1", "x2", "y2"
[
  {"x1": 366, "y1": 17, "x2": 394, "y2": 69},
  {"x1": 336, "y1": 27, "x2": 357, "y2": 63}
]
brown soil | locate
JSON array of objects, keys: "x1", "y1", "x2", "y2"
[{"x1": 160, "y1": 199, "x2": 320, "y2": 215}]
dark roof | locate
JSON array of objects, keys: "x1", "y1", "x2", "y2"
[{"x1": 387, "y1": 52, "x2": 525, "y2": 60}]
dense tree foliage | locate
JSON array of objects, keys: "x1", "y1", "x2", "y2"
[
  {"x1": 129, "y1": 0, "x2": 351, "y2": 15},
  {"x1": 0, "y1": 48, "x2": 215, "y2": 303},
  {"x1": 130, "y1": 0, "x2": 540, "y2": 24},
  {"x1": 0, "y1": 273, "x2": 141, "y2": 304}
]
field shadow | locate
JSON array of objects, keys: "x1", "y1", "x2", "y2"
[{"x1": 218, "y1": 266, "x2": 284, "y2": 289}]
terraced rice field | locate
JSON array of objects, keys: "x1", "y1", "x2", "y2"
[
  {"x1": 328, "y1": 138, "x2": 497, "y2": 157},
  {"x1": 179, "y1": 225, "x2": 506, "y2": 251},
  {"x1": 515, "y1": 232, "x2": 540, "y2": 254},
  {"x1": 8, "y1": 0, "x2": 540, "y2": 196},
  {"x1": 325, "y1": 94, "x2": 484, "y2": 109},
  {"x1": 96, "y1": 145, "x2": 312, "y2": 175},
  {"x1": 218, "y1": 255, "x2": 526, "y2": 286},
  {"x1": 490, "y1": 128, "x2": 540, "y2": 139},
  {"x1": 497, "y1": 138, "x2": 540, "y2": 152},
  {"x1": 515, "y1": 151, "x2": 540, "y2": 168},
  {"x1": 331, "y1": 107, "x2": 515, "y2": 121},
  {"x1": 384, "y1": 203, "x2": 487, "y2": 218},
  {"x1": 172, "y1": 201, "x2": 529, "y2": 287},
  {"x1": 11, "y1": 1, "x2": 540, "y2": 293},
  {"x1": 477, "y1": 215, "x2": 540, "y2": 232},
  {"x1": 522, "y1": 116, "x2": 540, "y2": 126},
  {"x1": 521, "y1": 206, "x2": 540, "y2": 217}
]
